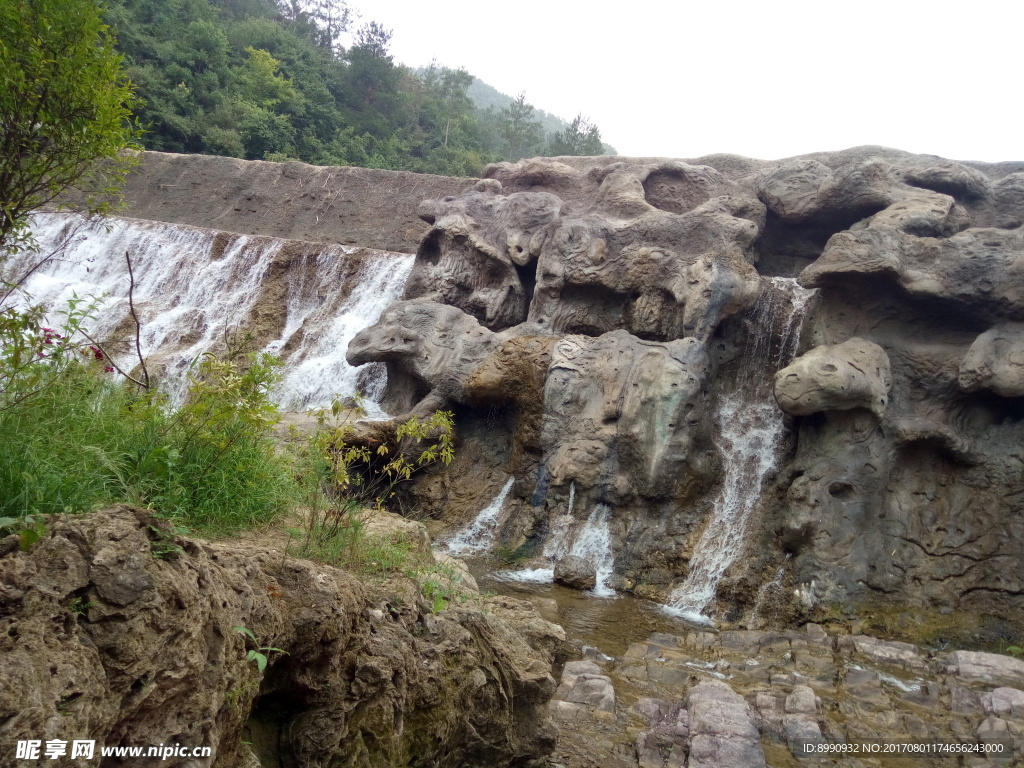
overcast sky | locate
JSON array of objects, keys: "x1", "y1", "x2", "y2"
[{"x1": 350, "y1": 0, "x2": 1022, "y2": 163}]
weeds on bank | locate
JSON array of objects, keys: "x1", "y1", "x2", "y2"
[
  {"x1": 0, "y1": 311, "x2": 296, "y2": 535},
  {"x1": 1, "y1": 280, "x2": 463, "y2": 615},
  {"x1": 287, "y1": 394, "x2": 453, "y2": 570}
]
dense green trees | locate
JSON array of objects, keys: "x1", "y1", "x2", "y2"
[
  {"x1": 102, "y1": 0, "x2": 612, "y2": 175},
  {"x1": 0, "y1": 0, "x2": 139, "y2": 252},
  {"x1": 548, "y1": 114, "x2": 604, "y2": 157}
]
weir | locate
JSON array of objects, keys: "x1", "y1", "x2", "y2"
[
  {"x1": 18, "y1": 212, "x2": 411, "y2": 411},
  {"x1": 667, "y1": 278, "x2": 815, "y2": 620}
]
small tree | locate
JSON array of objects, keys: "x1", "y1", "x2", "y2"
[
  {"x1": 548, "y1": 113, "x2": 604, "y2": 157},
  {"x1": 0, "y1": 0, "x2": 139, "y2": 255},
  {"x1": 498, "y1": 92, "x2": 543, "y2": 162}
]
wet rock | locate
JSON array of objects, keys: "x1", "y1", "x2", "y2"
[
  {"x1": 634, "y1": 698, "x2": 688, "y2": 768},
  {"x1": 553, "y1": 660, "x2": 615, "y2": 714},
  {"x1": 774, "y1": 338, "x2": 892, "y2": 418},
  {"x1": 554, "y1": 555, "x2": 597, "y2": 591},
  {"x1": 686, "y1": 680, "x2": 766, "y2": 768},
  {"x1": 539, "y1": 330, "x2": 712, "y2": 503}
]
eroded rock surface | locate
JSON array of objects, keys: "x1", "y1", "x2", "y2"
[
  {"x1": 959, "y1": 322, "x2": 1024, "y2": 397},
  {"x1": 0, "y1": 507, "x2": 560, "y2": 768},
  {"x1": 774, "y1": 337, "x2": 892, "y2": 417},
  {"x1": 539, "y1": 331, "x2": 712, "y2": 503},
  {"x1": 340, "y1": 147, "x2": 1024, "y2": 628}
]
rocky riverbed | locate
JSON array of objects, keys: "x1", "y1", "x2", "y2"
[{"x1": 545, "y1": 622, "x2": 1024, "y2": 768}]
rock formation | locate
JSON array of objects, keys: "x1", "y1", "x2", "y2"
[
  {"x1": 50, "y1": 145, "x2": 1024, "y2": 631},
  {"x1": 345, "y1": 146, "x2": 1024, "y2": 634},
  {"x1": 546, "y1": 624, "x2": 1024, "y2": 768},
  {"x1": 774, "y1": 337, "x2": 892, "y2": 417},
  {"x1": 0, "y1": 507, "x2": 561, "y2": 767}
]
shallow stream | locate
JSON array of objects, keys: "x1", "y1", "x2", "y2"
[{"x1": 467, "y1": 558, "x2": 709, "y2": 657}]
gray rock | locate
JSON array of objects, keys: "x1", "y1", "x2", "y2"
[
  {"x1": 948, "y1": 651, "x2": 1024, "y2": 687},
  {"x1": 959, "y1": 322, "x2": 1024, "y2": 397},
  {"x1": 540, "y1": 330, "x2": 712, "y2": 502},
  {"x1": 986, "y1": 687, "x2": 1024, "y2": 718},
  {"x1": 686, "y1": 680, "x2": 766, "y2": 768},
  {"x1": 554, "y1": 555, "x2": 597, "y2": 591},
  {"x1": 774, "y1": 338, "x2": 892, "y2": 417}
]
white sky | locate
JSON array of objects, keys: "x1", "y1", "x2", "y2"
[{"x1": 350, "y1": 0, "x2": 1023, "y2": 163}]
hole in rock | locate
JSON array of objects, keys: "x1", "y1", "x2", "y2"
[
  {"x1": 642, "y1": 169, "x2": 714, "y2": 214},
  {"x1": 827, "y1": 482, "x2": 856, "y2": 501},
  {"x1": 513, "y1": 258, "x2": 538, "y2": 306},
  {"x1": 418, "y1": 233, "x2": 441, "y2": 266},
  {"x1": 754, "y1": 205, "x2": 887, "y2": 277}
]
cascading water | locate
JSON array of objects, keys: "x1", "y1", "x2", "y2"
[
  {"x1": 492, "y1": 482, "x2": 576, "y2": 584},
  {"x1": 569, "y1": 503, "x2": 615, "y2": 597},
  {"x1": 496, "y1": 487, "x2": 617, "y2": 598},
  {"x1": 18, "y1": 212, "x2": 411, "y2": 411},
  {"x1": 667, "y1": 278, "x2": 815, "y2": 622},
  {"x1": 444, "y1": 477, "x2": 516, "y2": 555}
]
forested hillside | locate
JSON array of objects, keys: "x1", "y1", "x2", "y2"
[{"x1": 104, "y1": 0, "x2": 613, "y2": 176}]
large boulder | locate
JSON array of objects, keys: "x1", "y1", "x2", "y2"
[
  {"x1": 539, "y1": 330, "x2": 712, "y2": 503},
  {"x1": 774, "y1": 337, "x2": 892, "y2": 417},
  {"x1": 959, "y1": 322, "x2": 1024, "y2": 397},
  {"x1": 553, "y1": 555, "x2": 597, "y2": 591}
]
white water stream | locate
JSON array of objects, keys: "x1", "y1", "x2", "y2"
[
  {"x1": 667, "y1": 278, "x2": 815, "y2": 621},
  {"x1": 444, "y1": 477, "x2": 516, "y2": 555},
  {"x1": 496, "y1": 484, "x2": 617, "y2": 598},
  {"x1": 16, "y1": 212, "x2": 412, "y2": 412}
]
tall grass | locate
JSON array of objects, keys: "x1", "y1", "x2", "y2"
[{"x1": 0, "y1": 352, "x2": 297, "y2": 535}]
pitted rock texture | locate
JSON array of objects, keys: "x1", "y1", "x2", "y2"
[
  {"x1": 339, "y1": 147, "x2": 1024, "y2": 626},
  {"x1": 406, "y1": 181, "x2": 563, "y2": 329},
  {"x1": 539, "y1": 331, "x2": 712, "y2": 504},
  {"x1": 0, "y1": 507, "x2": 561, "y2": 768},
  {"x1": 774, "y1": 337, "x2": 892, "y2": 417},
  {"x1": 959, "y1": 322, "x2": 1024, "y2": 397}
]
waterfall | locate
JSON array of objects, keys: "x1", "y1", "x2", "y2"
[
  {"x1": 667, "y1": 278, "x2": 815, "y2": 621},
  {"x1": 17, "y1": 212, "x2": 411, "y2": 411},
  {"x1": 445, "y1": 477, "x2": 515, "y2": 555},
  {"x1": 496, "y1": 490, "x2": 617, "y2": 598},
  {"x1": 569, "y1": 503, "x2": 615, "y2": 597}
]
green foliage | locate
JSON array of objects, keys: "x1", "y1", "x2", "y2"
[
  {"x1": 68, "y1": 596, "x2": 97, "y2": 614},
  {"x1": 306, "y1": 396, "x2": 454, "y2": 510},
  {"x1": 0, "y1": 0, "x2": 139, "y2": 253},
  {"x1": 233, "y1": 625, "x2": 287, "y2": 673},
  {"x1": 100, "y1": 0, "x2": 611, "y2": 174},
  {"x1": 288, "y1": 508, "x2": 417, "y2": 577},
  {"x1": 419, "y1": 562, "x2": 470, "y2": 614},
  {"x1": 497, "y1": 92, "x2": 544, "y2": 162},
  {"x1": 0, "y1": 336, "x2": 296, "y2": 534},
  {"x1": 548, "y1": 114, "x2": 604, "y2": 157},
  {"x1": 288, "y1": 394, "x2": 454, "y2": 575}
]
